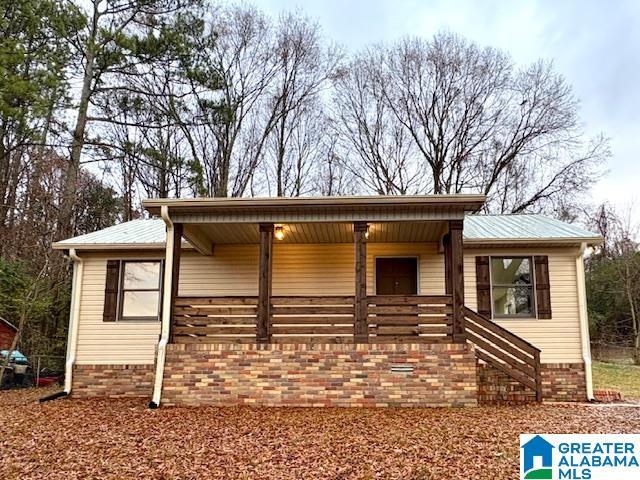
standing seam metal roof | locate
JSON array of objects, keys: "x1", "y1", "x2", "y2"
[{"x1": 52, "y1": 214, "x2": 601, "y2": 248}]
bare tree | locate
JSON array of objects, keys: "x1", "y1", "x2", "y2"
[
  {"x1": 332, "y1": 51, "x2": 420, "y2": 194},
  {"x1": 261, "y1": 12, "x2": 341, "y2": 196},
  {"x1": 356, "y1": 33, "x2": 607, "y2": 213}
]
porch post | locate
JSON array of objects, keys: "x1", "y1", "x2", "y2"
[
  {"x1": 449, "y1": 219, "x2": 465, "y2": 343},
  {"x1": 354, "y1": 222, "x2": 368, "y2": 343},
  {"x1": 168, "y1": 223, "x2": 183, "y2": 343},
  {"x1": 443, "y1": 233, "x2": 452, "y2": 295},
  {"x1": 257, "y1": 224, "x2": 274, "y2": 344}
]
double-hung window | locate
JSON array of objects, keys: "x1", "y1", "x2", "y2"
[
  {"x1": 490, "y1": 257, "x2": 535, "y2": 318},
  {"x1": 119, "y1": 261, "x2": 162, "y2": 321}
]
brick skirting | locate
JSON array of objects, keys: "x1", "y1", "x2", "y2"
[
  {"x1": 477, "y1": 361, "x2": 588, "y2": 404},
  {"x1": 162, "y1": 343, "x2": 478, "y2": 407},
  {"x1": 72, "y1": 364, "x2": 155, "y2": 398}
]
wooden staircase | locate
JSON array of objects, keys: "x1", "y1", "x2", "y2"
[{"x1": 463, "y1": 306, "x2": 543, "y2": 402}]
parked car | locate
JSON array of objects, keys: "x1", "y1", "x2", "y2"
[{"x1": 0, "y1": 350, "x2": 34, "y2": 389}]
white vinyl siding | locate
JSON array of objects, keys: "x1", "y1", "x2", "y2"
[{"x1": 73, "y1": 244, "x2": 582, "y2": 365}]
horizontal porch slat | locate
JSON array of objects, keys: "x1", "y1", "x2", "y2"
[
  {"x1": 176, "y1": 306, "x2": 257, "y2": 316},
  {"x1": 175, "y1": 296, "x2": 258, "y2": 306},
  {"x1": 368, "y1": 316, "x2": 451, "y2": 325},
  {"x1": 173, "y1": 326, "x2": 256, "y2": 335},
  {"x1": 174, "y1": 316, "x2": 256, "y2": 326},
  {"x1": 270, "y1": 306, "x2": 354, "y2": 315},
  {"x1": 271, "y1": 326, "x2": 354, "y2": 335},
  {"x1": 368, "y1": 305, "x2": 453, "y2": 315},
  {"x1": 367, "y1": 295, "x2": 452, "y2": 305},
  {"x1": 271, "y1": 296, "x2": 354, "y2": 305},
  {"x1": 369, "y1": 326, "x2": 452, "y2": 335},
  {"x1": 271, "y1": 316, "x2": 354, "y2": 324}
]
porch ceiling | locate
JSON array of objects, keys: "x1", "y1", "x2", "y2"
[{"x1": 191, "y1": 221, "x2": 449, "y2": 244}]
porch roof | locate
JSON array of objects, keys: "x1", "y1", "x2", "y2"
[{"x1": 142, "y1": 195, "x2": 486, "y2": 223}]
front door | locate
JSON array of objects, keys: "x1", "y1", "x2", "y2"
[{"x1": 375, "y1": 258, "x2": 418, "y2": 295}]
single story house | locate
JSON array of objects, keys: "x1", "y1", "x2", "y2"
[
  {"x1": 0, "y1": 318, "x2": 17, "y2": 350},
  {"x1": 52, "y1": 195, "x2": 601, "y2": 407}
]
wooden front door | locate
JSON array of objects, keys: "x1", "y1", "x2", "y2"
[{"x1": 375, "y1": 258, "x2": 418, "y2": 295}]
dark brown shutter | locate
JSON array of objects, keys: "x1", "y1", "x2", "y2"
[
  {"x1": 534, "y1": 256, "x2": 552, "y2": 319},
  {"x1": 475, "y1": 256, "x2": 492, "y2": 317},
  {"x1": 103, "y1": 260, "x2": 120, "y2": 322}
]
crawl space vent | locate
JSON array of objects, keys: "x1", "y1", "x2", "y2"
[{"x1": 390, "y1": 364, "x2": 414, "y2": 374}]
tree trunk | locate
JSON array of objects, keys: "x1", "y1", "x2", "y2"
[{"x1": 57, "y1": 9, "x2": 98, "y2": 239}]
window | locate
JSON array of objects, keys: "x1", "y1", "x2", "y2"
[
  {"x1": 490, "y1": 257, "x2": 535, "y2": 318},
  {"x1": 119, "y1": 261, "x2": 162, "y2": 320}
]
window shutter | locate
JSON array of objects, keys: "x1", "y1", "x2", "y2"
[
  {"x1": 475, "y1": 256, "x2": 492, "y2": 317},
  {"x1": 534, "y1": 256, "x2": 552, "y2": 319},
  {"x1": 103, "y1": 260, "x2": 120, "y2": 322}
]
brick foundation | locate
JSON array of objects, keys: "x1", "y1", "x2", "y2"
[
  {"x1": 72, "y1": 364, "x2": 155, "y2": 398},
  {"x1": 477, "y1": 361, "x2": 588, "y2": 404},
  {"x1": 162, "y1": 343, "x2": 478, "y2": 407}
]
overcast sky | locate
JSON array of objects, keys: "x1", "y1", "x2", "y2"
[{"x1": 252, "y1": 0, "x2": 640, "y2": 210}]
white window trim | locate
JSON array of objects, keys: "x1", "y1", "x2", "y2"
[
  {"x1": 116, "y1": 259, "x2": 164, "y2": 322},
  {"x1": 488, "y1": 255, "x2": 538, "y2": 320}
]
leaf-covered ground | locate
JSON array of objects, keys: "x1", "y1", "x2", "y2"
[{"x1": 1, "y1": 388, "x2": 639, "y2": 480}]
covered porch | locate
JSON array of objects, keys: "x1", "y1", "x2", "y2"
[{"x1": 142, "y1": 196, "x2": 542, "y2": 406}]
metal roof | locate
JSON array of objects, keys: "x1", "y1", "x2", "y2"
[
  {"x1": 463, "y1": 214, "x2": 601, "y2": 244},
  {"x1": 53, "y1": 219, "x2": 167, "y2": 249},
  {"x1": 53, "y1": 214, "x2": 601, "y2": 250}
]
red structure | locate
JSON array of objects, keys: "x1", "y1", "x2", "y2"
[{"x1": 0, "y1": 318, "x2": 17, "y2": 350}]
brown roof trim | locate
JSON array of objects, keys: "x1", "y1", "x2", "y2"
[{"x1": 143, "y1": 194, "x2": 486, "y2": 215}]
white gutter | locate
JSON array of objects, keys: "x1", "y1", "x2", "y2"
[
  {"x1": 149, "y1": 206, "x2": 175, "y2": 408},
  {"x1": 576, "y1": 242, "x2": 595, "y2": 401},
  {"x1": 64, "y1": 249, "x2": 83, "y2": 394}
]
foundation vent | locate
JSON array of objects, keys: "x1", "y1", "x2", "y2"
[{"x1": 390, "y1": 364, "x2": 414, "y2": 374}]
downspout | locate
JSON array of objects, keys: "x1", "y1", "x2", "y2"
[
  {"x1": 576, "y1": 242, "x2": 595, "y2": 401},
  {"x1": 149, "y1": 206, "x2": 175, "y2": 408},
  {"x1": 64, "y1": 248, "x2": 83, "y2": 394}
]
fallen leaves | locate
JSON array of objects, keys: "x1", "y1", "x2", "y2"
[{"x1": 0, "y1": 388, "x2": 638, "y2": 479}]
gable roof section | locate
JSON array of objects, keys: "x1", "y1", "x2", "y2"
[{"x1": 53, "y1": 214, "x2": 601, "y2": 250}]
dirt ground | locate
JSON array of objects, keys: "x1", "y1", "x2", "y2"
[{"x1": 1, "y1": 388, "x2": 639, "y2": 480}]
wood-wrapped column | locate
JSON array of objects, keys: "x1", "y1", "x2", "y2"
[
  {"x1": 354, "y1": 222, "x2": 368, "y2": 343},
  {"x1": 449, "y1": 219, "x2": 465, "y2": 343},
  {"x1": 257, "y1": 224, "x2": 274, "y2": 344}
]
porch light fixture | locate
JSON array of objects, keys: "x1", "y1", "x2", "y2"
[
  {"x1": 274, "y1": 225, "x2": 285, "y2": 241},
  {"x1": 364, "y1": 224, "x2": 370, "y2": 240}
]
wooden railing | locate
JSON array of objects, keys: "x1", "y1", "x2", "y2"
[
  {"x1": 367, "y1": 295, "x2": 453, "y2": 343},
  {"x1": 173, "y1": 297, "x2": 258, "y2": 343},
  {"x1": 463, "y1": 306, "x2": 542, "y2": 402},
  {"x1": 270, "y1": 296, "x2": 355, "y2": 344},
  {"x1": 173, "y1": 295, "x2": 455, "y2": 344}
]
